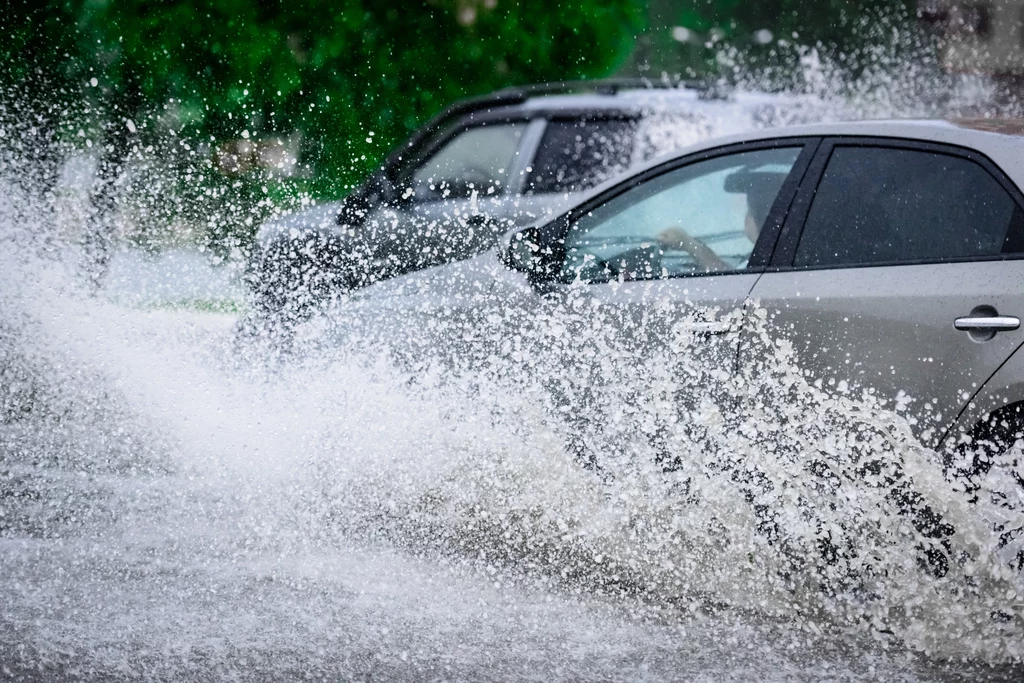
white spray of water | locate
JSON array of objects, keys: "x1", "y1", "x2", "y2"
[
  {"x1": 3, "y1": 178, "x2": 1022, "y2": 680},
  {"x1": 3, "y1": 36, "x2": 1024, "y2": 678}
]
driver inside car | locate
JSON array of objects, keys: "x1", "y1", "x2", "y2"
[{"x1": 654, "y1": 170, "x2": 786, "y2": 272}]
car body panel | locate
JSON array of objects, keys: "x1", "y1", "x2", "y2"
[
  {"x1": 255, "y1": 199, "x2": 348, "y2": 244},
  {"x1": 748, "y1": 260, "x2": 1024, "y2": 446},
  {"x1": 945, "y1": 336, "x2": 1024, "y2": 447},
  {"x1": 569, "y1": 274, "x2": 763, "y2": 376}
]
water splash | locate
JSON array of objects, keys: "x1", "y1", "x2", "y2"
[
  {"x1": 293, "y1": 279, "x2": 1024, "y2": 664},
  {"x1": 2, "y1": 180, "x2": 1021, "y2": 679},
  {"x1": 3, "y1": 36, "x2": 1024, "y2": 679}
]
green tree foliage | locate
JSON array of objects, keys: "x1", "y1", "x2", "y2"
[
  {"x1": 1, "y1": 1, "x2": 91, "y2": 186},
  {"x1": 4, "y1": 0, "x2": 644, "y2": 197}
]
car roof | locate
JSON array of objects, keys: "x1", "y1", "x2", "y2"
[
  {"x1": 611, "y1": 118, "x2": 1024, "y2": 194},
  {"x1": 458, "y1": 87, "x2": 828, "y2": 123}
]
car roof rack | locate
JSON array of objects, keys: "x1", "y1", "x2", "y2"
[
  {"x1": 382, "y1": 77, "x2": 725, "y2": 171},
  {"x1": 491, "y1": 77, "x2": 722, "y2": 100}
]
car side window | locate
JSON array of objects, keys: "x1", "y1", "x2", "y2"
[
  {"x1": 794, "y1": 146, "x2": 1024, "y2": 268},
  {"x1": 525, "y1": 119, "x2": 637, "y2": 195},
  {"x1": 562, "y1": 146, "x2": 802, "y2": 283},
  {"x1": 410, "y1": 122, "x2": 526, "y2": 200}
]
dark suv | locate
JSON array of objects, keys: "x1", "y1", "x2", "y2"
[{"x1": 245, "y1": 80, "x2": 831, "y2": 323}]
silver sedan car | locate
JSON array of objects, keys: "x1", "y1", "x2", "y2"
[
  {"x1": 327, "y1": 119, "x2": 1024, "y2": 575},
  {"x1": 348, "y1": 120, "x2": 1024, "y2": 455}
]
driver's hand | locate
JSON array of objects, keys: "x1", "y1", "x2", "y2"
[
  {"x1": 656, "y1": 226, "x2": 692, "y2": 251},
  {"x1": 654, "y1": 225, "x2": 730, "y2": 273}
]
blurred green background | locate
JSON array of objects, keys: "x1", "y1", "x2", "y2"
[{"x1": 1, "y1": 0, "x2": 920, "y2": 250}]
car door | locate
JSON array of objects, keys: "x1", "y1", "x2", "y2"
[
  {"x1": 342, "y1": 118, "x2": 657, "y2": 365},
  {"x1": 552, "y1": 142, "x2": 813, "y2": 358},
  {"x1": 360, "y1": 115, "x2": 664, "y2": 284},
  {"x1": 484, "y1": 141, "x2": 817, "y2": 458},
  {"x1": 747, "y1": 138, "x2": 1024, "y2": 446}
]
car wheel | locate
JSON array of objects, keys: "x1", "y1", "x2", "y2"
[{"x1": 954, "y1": 403, "x2": 1024, "y2": 572}]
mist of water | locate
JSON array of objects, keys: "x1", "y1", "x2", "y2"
[{"x1": 2, "y1": 37, "x2": 1024, "y2": 680}]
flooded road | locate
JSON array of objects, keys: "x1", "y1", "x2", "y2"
[{"x1": 1, "y1": 195, "x2": 1023, "y2": 681}]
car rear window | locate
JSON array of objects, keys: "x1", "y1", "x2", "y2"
[
  {"x1": 525, "y1": 119, "x2": 636, "y2": 195},
  {"x1": 794, "y1": 146, "x2": 1024, "y2": 268}
]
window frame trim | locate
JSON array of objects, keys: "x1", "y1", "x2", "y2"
[
  {"x1": 767, "y1": 135, "x2": 1024, "y2": 272},
  {"x1": 506, "y1": 118, "x2": 548, "y2": 195},
  {"x1": 536, "y1": 137, "x2": 821, "y2": 285}
]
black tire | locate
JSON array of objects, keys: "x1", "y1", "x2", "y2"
[{"x1": 954, "y1": 404, "x2": 1024, "y2": 572}]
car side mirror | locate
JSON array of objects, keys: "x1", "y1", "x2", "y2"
[
  {"x1": 366, "y1": 172, "x2": 396, "y2": 204},
  {"x1": 499, "y1": 226, "x2": 557, "y2": 281},
  {"x1": 337, "y1": 172, "x2": 395, "y2": 226}
]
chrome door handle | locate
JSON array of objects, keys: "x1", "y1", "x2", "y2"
[
  {"x1": 676, "y1": 321, "x2": 733, "y2": 335},
  {"x1": 954, "y1": 315, "x2": 1020, "y2": 331}
]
